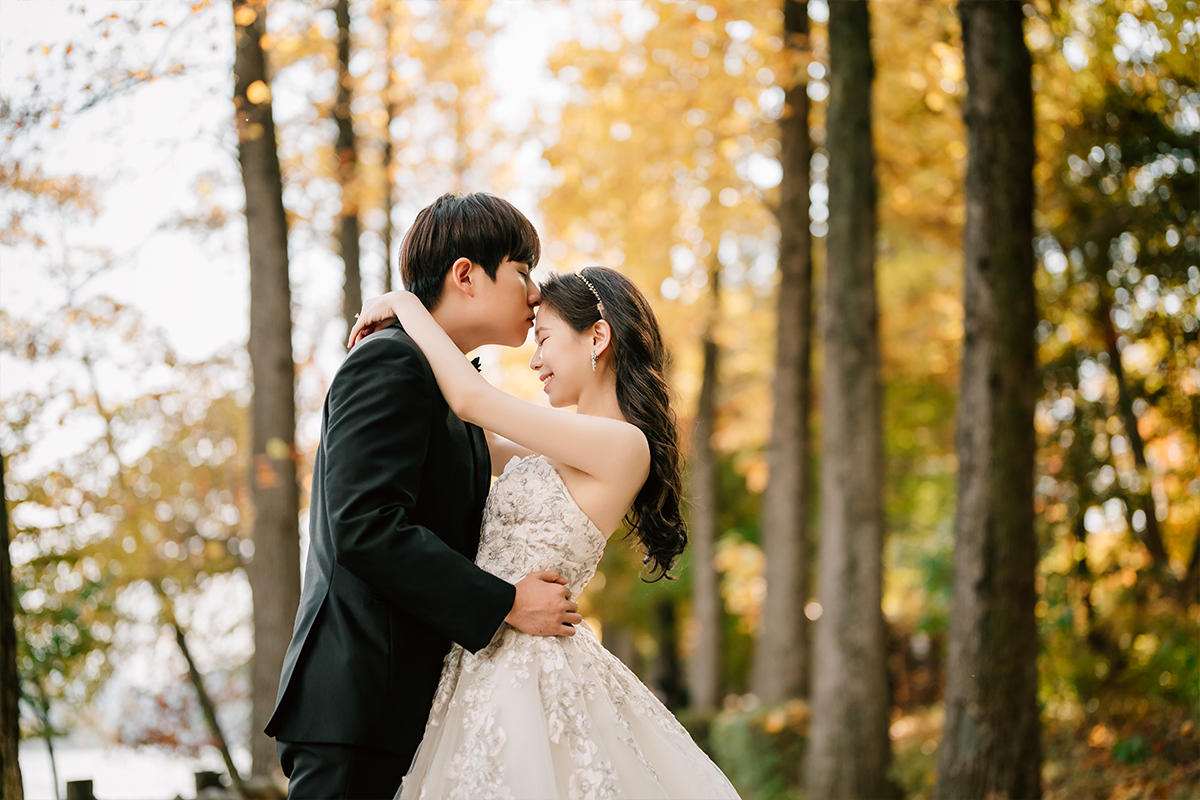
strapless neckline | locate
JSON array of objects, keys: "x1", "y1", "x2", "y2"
[{"x1": 504, "y1": 454, "x2": 606, "y2": 541}]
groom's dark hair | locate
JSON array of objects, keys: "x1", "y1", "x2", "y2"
[{"x1": 400, "y1": 193, "x2": 541, "y2": 309}]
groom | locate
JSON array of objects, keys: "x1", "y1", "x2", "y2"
[{"x1": 266, "y1": 193, "x2": 583, "y2": 799}]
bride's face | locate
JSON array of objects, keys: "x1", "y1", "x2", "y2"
[{"x1": 529, "y1": 308, "x2": 592, "y2": 407}]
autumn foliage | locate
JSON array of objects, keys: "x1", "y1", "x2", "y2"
[{"x1": 2, "y1": 0, "x2": 1197, "y2": 797}]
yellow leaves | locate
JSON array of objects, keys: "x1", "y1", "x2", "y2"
[
  {"x1": 743, "y1": 457, "x2": 767, "y2": 494},
  {"x1": 906, "y1": 69, "x2": 928, "y2": 91},
  {"x1": 233, "y1": 4, "x2": 257, "y2": 28},
  {"x1": 601, "y1": 81, "x2": 623, "y2": 111},
  {"x1": 242, "y1": 122, "x2": 265, "y2": 142},
  {"x1": 1034, "y1": 160, "x2": 1055, "y2": 185},
  {"x1": 930, "y1": 41, "x2": 964, "y2": 82},
  {"x1": 265, "y1": 437, "x2": 291, "y2": 461},
  {"x1": 714, "y1": 536, "x2": 765, "y2": 632},
  {"x1": 245, "y1": 79, "x2": 271, "y2": 105},
  {"x1": 640, "y1": 185, "x2": 670, "y2": 211}
]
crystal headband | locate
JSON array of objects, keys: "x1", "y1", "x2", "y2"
[{"x1": 578, "y1": 272, "x2": 606, "y2": 320}]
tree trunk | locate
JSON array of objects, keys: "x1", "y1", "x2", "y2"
[
  {"x1": 28, "y1": 685, "x2": 57, "y2": 800},
  {"x1": 688, "y1": 272, "x2": 722, "y2": 712},
  {"x1": 1, "y1": 455, "x2": 24, "y2": 800},
  {"x1": 1094, "y1": 279, "x2": 1169, "y2": 568},
  {"x1": 157, "y1": 585, "x2": 248, "y2": 797},
  {"x1": 653, "y1": 599, "x2": 687, "y2": 711},
  {"x1": 804, "y1": 2, "x2": 891, "y2": 798},
  {"x1": 233, "y1": 0, "x2": 303, "y2": 779},
  {"x1": 335, "y1": 0, "x2": 362, "y2": 337},
  {"x1": 381, "y1": 3, "x2": 396, "y2": 295},
  {"x1": 1185, "y1": 397, "x2": 1200, "y2": 604},
  {"x1": 382, "y1": 172, "x2": 394, "y2": 292},
  {"x1": 934, "y1": 2, "x2": 1042, "y2": 797},
  {"x1": 752, "y1": 0, "x2": 814, "y2": 705},
  {"x1": 1181, "y1": 534, "x2": 1199, "y2": 606}
]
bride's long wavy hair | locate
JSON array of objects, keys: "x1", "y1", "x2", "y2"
[{"x1": 537, "y1": 267, "x2": 686, "y2": 581}]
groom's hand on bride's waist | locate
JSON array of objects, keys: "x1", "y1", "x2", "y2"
[{"x1": 504, "y1": 571, "x2": 583, "y2": 636}]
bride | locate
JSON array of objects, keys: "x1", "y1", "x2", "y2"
[{"x1": 349, "y1": 267, "x2": 739, "y2": 800}]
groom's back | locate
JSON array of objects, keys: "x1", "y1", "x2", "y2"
[{"x1": 266, "y1": 324, "x2": 496, "y2": 760}]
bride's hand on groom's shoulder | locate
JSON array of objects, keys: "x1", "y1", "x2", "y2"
[
  {"x1": 347, "y1": 291, "x2": 419, "y2": 348},
  {"x1": 505, "y1": 571, "x2": 583, "y2": 637}
]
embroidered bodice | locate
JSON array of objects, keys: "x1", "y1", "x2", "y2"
[{"x1": 475, "y1": 455, "x2": 607, "y2": 598}]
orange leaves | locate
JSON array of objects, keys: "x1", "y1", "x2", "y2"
[
  {"x1": 0, "y1": 163, "x2": 99, "y2": 219},
  {"x1": 233, "y1": 4, "x2": 257, "y2": 29},
  {"x1": 253, "y1": 454, "x2": 280, "y2": 490},
  {"x1": 245, "y1": 79, "x2": 271, "y2": 105}
]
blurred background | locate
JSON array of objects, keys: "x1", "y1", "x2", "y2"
[{"x1": 1, "y1": 0, "x2": 1197, "y2": 798}]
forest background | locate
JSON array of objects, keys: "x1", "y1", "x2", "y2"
[{"x1": 1, "y1": 0, "x2": 1197, "y2": 798}]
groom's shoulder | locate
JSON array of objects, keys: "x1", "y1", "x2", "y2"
[{"x1": 337, "y1": 323, "x2": 434, "y2": 384}]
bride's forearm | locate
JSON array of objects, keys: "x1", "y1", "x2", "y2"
[
  {"x1": 373, "y1": 295, "x2": 647, "y2": 485},
  {"x1": 388, "y1": 295, "x2": 489, "y2": 420}
]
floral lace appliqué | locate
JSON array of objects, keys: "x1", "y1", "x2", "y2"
[{"x1": 397, "y1": 456, "x2": 739, "y2": 800}]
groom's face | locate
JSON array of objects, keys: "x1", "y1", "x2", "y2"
[{"x1": 475, "y1": 257, "x2": 541, "y2": 347}]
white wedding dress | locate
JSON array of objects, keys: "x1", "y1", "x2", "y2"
[{"x1": 398, "y1": 455, "x2": 740, "y2": 800}]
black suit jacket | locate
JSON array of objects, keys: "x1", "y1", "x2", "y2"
[{"x1": 265, "y1": 324, "x2": 515, "y2": 762}]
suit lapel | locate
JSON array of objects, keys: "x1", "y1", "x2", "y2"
[
  {"x1": 445, "y1": 408, "x2": 489, "y2": 518},
  {"x1": 467, "y1": 422, "x2": 490, "y2": 514}
]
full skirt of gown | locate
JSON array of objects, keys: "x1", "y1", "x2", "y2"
[{"x1": 396, "y1": 456, "x2": 739, "y2": 800}]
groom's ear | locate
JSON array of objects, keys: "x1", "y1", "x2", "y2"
[{"x1": 445, "y1": 257, "x2": 479, "y2": 299}]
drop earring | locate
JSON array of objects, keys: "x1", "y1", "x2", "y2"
[{"x1": 591, "y1": 348, "x2": 597, "y2": 372}]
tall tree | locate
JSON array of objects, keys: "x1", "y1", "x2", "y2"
[
  {"x1": 335, "y1": 0, "x2": 362, "y2": 338},
  {"x1": 1, "y1": 455, "x2": 23, "y2": 800},
  {"x1": 379, "y1": 0, "x2": 397, "y2": 293},
  {"x1": 751, "y1": 0, "x2": 814, "y2": 704},
  {"x1": 537, "y1": 3, "x2": 784, "y2": 703},
  {"x1": 4, "y1": 297, "x2": 254, "y2": 779},
  {"x1": 1095, "y1": 272, "x2": 1169, "y2": 568},
  {"x1": 232, "y1": 0, "x2": 302, "y2": 778},
  {"x1": 935, "y1": 1, "x2": 1041, "y2": 796},
  {"x1": 805, "y1": 1, "x2": 891, "y2": 798},
  {"x1": 688, "y1": 263, "x2": 723, "y2": 712}
]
